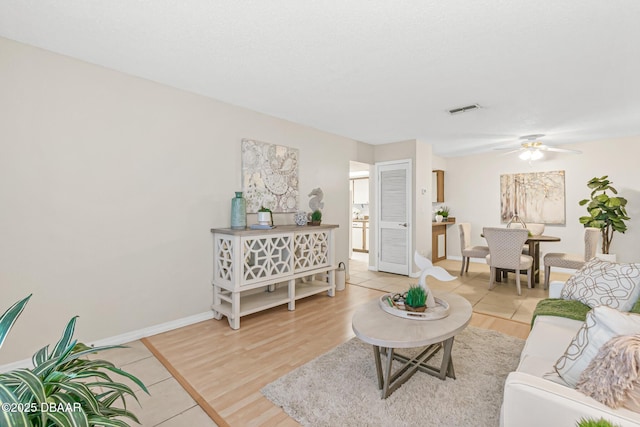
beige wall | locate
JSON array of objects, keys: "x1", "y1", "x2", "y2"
[
  {"x1": 445, "y1": 137, "x2": 640, "y2": 264},
  {"x1": 0, "y1": 37, "x2": 365, "y2": 363}
]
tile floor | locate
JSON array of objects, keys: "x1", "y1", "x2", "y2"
[
  {"x1": 348, "y1": 252, "x2": 572, "y2": 323},
  {"x1": 90, "y1": 340, "x2": 218, "y2": 427}
]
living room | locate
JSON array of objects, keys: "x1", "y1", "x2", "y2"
[{"x1": 2, "y1": 2, "x2": 640, "y2": 426}]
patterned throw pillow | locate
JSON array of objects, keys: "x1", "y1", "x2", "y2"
[
  {"x1": 561, "y1": 258, "x2": 640, "y2": 311},
  {"x1": 576, "y1": 334, "x2": 640, "y2": 410},
  {"x1": 555, "y1": 306, "x2": 640, "y2": 387}
]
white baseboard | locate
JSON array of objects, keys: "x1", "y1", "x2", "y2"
[
  {"x1": 0, "y1": 310, "x2": 214, "y2": 373},
  {"x1": 91, "y1": 311, "x2": 214, "y2": 347},
  {"x1": 0, "y1": 357, "x2": 32, "y2": 373}
]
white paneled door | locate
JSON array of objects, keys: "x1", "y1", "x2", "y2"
[{"x1": 376, "y1": 160, "x2": 411, "y2": 275}]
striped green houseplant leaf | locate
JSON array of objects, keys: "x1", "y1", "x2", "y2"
[{"x1": 0, "y1": 295, "x2": 149, "y2": 426}]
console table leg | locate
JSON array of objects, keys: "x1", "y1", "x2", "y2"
[
  {"x1": 229, "y1": 292, "x2": 241, "y2": 330},
  {"x1": 328, "y1": 269, "x2": 336, "y2": 297},
  {"x1": 288, "y1": 279, "x2": 296, "y2": 310}
]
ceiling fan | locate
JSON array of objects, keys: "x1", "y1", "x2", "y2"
[{"x1": 497, "y1": 134, "x2": 582, "y2": 161}]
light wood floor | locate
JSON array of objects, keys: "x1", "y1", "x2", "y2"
[{"x1": 144, "y1": 284, "x2": 531, "y2": 427}]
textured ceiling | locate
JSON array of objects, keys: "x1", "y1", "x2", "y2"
[{"x1": 1, "y1": 0, "x2": 639, "y2": 157}]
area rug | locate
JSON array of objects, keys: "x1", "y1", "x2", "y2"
[{"x1": 261, "y1": 326, "x2": 524, "y2": 427}]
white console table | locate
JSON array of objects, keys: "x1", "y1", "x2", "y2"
[{"x1": 210, "y1": 224, "x2": 339, "y2": 329}]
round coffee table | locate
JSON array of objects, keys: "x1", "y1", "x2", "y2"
[{"x1": 352, "y1": 292, "x2": 472, "y2": 399}]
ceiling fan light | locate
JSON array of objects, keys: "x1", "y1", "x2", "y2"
[
  {"x1": 531, "y1": 149, "x2": 543, "y2": 161},
  {"x1": 519, "y1": 150, "x2": 532, "y2": 160}
]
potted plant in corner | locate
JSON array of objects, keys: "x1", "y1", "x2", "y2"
[
  {"x1": 309, "y1": 209, "x2": 322, "y2": 226},
  {"x1": 579, "y1": 176, "x2": 629, "y2": 260},
  {"x1": 404, "y1": 285, "x2": 427, "y2": 312},
  {"x1": 0, "y1": 294, "x2": 148, "y2": 426}
]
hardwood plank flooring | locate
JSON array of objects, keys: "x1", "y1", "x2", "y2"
[{"x1": 145, "y1": 284, "x2": 531, "y2": 426}]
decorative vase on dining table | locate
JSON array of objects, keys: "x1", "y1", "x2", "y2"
[{"x1": 230, "y1": 191, "x2": 247, "y2": 229}]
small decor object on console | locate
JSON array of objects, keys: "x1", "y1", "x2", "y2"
[
  {"x1": 230, "y1": 191, "x2": 247, "y2": 229},
  {"x1": 308, "y1": 187, "x2": 324, "y2": 212},
  {"x1": 309, "y1": 209, "x2": 322, "y2": 226},
  {"x1": 294, "y1": 211, "x2": 308, "y2": 226},
  {"x1": 257, "y1": 206, "x2": 273, "y2": 226}
]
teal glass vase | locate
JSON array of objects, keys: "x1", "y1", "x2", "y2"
[{"x1": 231, "y1": 192, "x2": 247, "y2": 229}]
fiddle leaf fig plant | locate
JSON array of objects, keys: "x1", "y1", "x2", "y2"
[
  {"x1": 0, "y1": 294, "x2": 149, "y2": 427},
  {"x1": 578, "y1": 176, "x2": 629, "y2": 254}
]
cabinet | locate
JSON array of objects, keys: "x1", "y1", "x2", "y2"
[
  {"x1": 432, "y1": 220, "x2": 455, "y2": 262},
  {"x1": 352, "y1": 220, "x2": 369, "y2": 253},
  {"x1": 365, "y1": 223, "x2": 369, "y2": 251},
  {"x1": 432, "y1": 170, "x2": 444, "y2": 203},
  {"x1": 211, "y1": 225, "x2": 338, "y2": 329},
  {"x1": 352, "y1": 178, "x2": 369, "y2": 204}
]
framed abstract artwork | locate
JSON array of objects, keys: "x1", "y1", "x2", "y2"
[
  {"x1": 241, "y1": 139, "x2": 299, "y2": 213},
  {"x1": 500, "y1": 170, "x2": 566, "y2": 225}
]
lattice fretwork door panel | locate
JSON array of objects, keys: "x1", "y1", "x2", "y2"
[
  {"x1": 241, "y1": 235, "x2": 292, "y2": 285},
  {"x1": 214, "y1": 236, "x2": 234, "y2": 285},
  {"x1": 294, "y1": 231, "x2": 330, "y2": 272}
]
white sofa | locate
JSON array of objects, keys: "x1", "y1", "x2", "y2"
[{"x1": 500, "y1": 281, "x2": 640, "y2": 427}]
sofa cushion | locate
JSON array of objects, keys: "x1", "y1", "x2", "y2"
[
  {"x1": 576, "y1": 334, "x2": 640, "y2": 411},
  {"x1": 522, "y1": 315, "x2": 583, "y2": 363},
  {"x1": 555, "y1": 306, "x2": 640, "y2": 387},
  {"x1": 560, "y1": 258, "x2": 640, "y2": 311}
]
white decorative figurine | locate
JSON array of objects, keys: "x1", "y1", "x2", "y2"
[
  {"x1": 413, "y1": 251, "x2": 456, "y2": 308},
  {"x1": 308, "y1": 187, "x2": 324, "y2": 212}
]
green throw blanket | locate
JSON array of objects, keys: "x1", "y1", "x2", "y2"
[{"x1": 532, "y1": 298, "x2": 640, "y2": 328}]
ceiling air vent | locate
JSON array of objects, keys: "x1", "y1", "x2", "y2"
[{"x1": 448, "y1": 104, "x2": 480, "y2": 115}]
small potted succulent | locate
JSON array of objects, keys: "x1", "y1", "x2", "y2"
[
  {"x1": 436, "y1": 205, "x2": 450, "y2": 221},
  {"x1": 404, "y1": 285, "x2": 427, "y2": 312},
  {"x1": 257, "y1": 206, "x2": 273, "y2": 225},
  {"x1": 309, "y1": 209, "x2": 322, "y2": 226}
]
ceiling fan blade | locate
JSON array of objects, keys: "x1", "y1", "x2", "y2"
[
  {"x1": 539, "y1": 146, "x2": 582, "y2": 154},
  {"x1": 495, "y1": 148, "x2": 523, "y2": 156}
]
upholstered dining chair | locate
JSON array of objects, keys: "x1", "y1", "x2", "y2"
[
  {"x1": 507, "y1": 222, "x2": 545, "y2": 255},
  {"x1": 458, "y1": 223, "x2": 490, "y2": 275},
  {"x1": 483, "y1": 227, "x2": 533, "y2": 296},
  {"x1": 543, "y1": 227, "x2": 600, "y2": 290}
]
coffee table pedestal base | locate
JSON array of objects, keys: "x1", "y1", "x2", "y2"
[{"x1": 373, "y1": 336, "x2": 456, "y2": 399}]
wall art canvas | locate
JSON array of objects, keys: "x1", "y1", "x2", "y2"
[
  {"x1": 242, "y1": 139, "x2": 299, "y2": 213},
  {"x1": 500, "y1": 170, "x2": 566, "y2": 225}
]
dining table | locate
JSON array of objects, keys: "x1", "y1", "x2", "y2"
[{"x1": 482, "y1": 233, "x2": 561, "y2": 286}]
